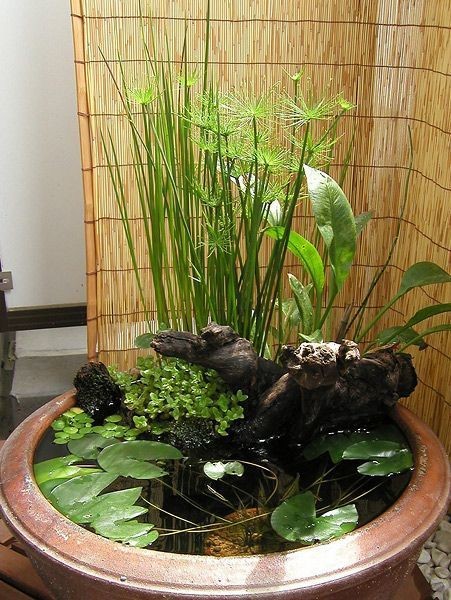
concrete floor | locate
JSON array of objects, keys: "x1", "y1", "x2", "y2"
[{"x1": 0, "y1": 327, "x2": 87, "y2": 438}]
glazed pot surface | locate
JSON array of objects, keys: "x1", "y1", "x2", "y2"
[{"x1": 0, "y1": 391, "x2": 450, "y2": 600}]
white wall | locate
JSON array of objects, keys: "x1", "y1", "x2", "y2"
[{"x1": 0, "y1": 1, "x2": 85, "y2": 309}]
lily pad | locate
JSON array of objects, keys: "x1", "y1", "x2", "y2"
[
  {"x1": 343, "y1": 440, "x2": 402, "y2": 460},
  {"x1": 203, "y1": 461, "x2": 244, "y2": 480},
  {"x1": 97, "y1": 440, "x2": 181, "y2": 479},
  {"x1": 92, "y1": 520, "x2": 158, "y2": 547},
  {"x1": 69, "y1": 487, "x2": 144, "y2": 523},
  {"x1": 270, "y1": 491, "x2": 358, "y2": 544},
  {"x1": 49, "y1": 472, "x2": 118, "y2": 511},
  {"x1": 34, "y1": 455, "x2": 81, "y2": 485},
  {"x1": 303, "y1": 424, "x2": 410, "y2": 464},
  {"x1": 68, "y1": 433, "x2": 120, "y2": 459},
  {"x1": 357, "y1": 450, "x2": 413, "y2": 476}
]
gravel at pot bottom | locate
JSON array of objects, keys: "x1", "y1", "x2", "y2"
[{"x1": 417, "y1": 516, "x2": 451, "y2": 599}]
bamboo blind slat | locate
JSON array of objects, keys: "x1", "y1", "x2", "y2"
[{"x1": 71, "y1": 0, "x2": 451, "y2": 453}]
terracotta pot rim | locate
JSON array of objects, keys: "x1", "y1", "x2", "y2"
[{"x1": 1, "y1": 390, "x2": 450, "y2": 596}]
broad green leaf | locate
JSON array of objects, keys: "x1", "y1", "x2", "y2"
[
  {"x1": 288, "y1": 274, "x2": 314, "y2": 335},
  {"x1": 398, "y1": 262, "x2": 451, "y2": 295},
  {"x1": 357, "y1": 450, "x2": 413, "y2": 476},
  {"x1": 135, "y1": 333, "x2": 154, "y2": 348},
  {"x1": 303, "y1": 165, "x2": 356, "y2": 291},
  {"x1": 398, "y1": 324, "x2": 451, "y2": 350},
  {"x1": 343, "y1": 440, "x2": 402, "y2": 460},
  {"x1": 69, "y1": 487, "x2": 143, "y2": 523},
  {"x1": 299, "y1": 329, "x2": 323, "y2": 343},
  {"x1": 355, "y1": 211, "x2": 373, "y2": 236},
  {"x1": 266, "y1": 226, "x2": 325, "y2": 295},
  {"x1": 375, "y1": 326, "x2": 427, "y2": 350},
  {"x1": 49, "y1": 472, "x2": 118, "y2": 511},
  {"x1": 68, "y1": 433, "x2": 120, "y2": 459},
  {"x1": 405, "y1": 303, "x2": 451, "y2": 329},
  {"x1": 270, "y1": 491, "x2": 358, "y2": 543},
  {"x1": 34, "y1": 455, "x2": 81, "y2": 485},
  {"x1": 97, "y1": 440, "x2": 181, "y2": 479},
  {"x1": 280, "y1": 298, "x2": 301, "y2": 327}
]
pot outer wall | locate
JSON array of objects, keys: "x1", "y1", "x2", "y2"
[{"x1": 0, "y1": 391, "x2": 450, "y2": 600}]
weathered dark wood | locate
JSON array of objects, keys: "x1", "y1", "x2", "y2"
[
  {"x1": 151, "y1": 324, "x2": 284, "y2": 405},
  {"x1": 152, "y1": 327, "x2": 418, "y2": 448}
]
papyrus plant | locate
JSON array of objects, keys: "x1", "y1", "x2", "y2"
[{"x1": 102, "y1": 23, "x2": 354, "y2": 357}]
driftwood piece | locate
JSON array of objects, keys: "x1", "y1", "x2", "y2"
[
  {"x1": 152, "y1": 326, "x2": 418, "y2": 447},
  {"x1": 151, "y1": 323, "x2": 284, "y2": 407}
]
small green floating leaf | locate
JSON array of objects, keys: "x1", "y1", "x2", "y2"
[
  {"x1": 224, "y1": 461, "x2": 244, "y2": 477},
  {"x1": 68, "y1": 433, "x2": 120, "y2": 459},
  {"x1": 97, "y1": 440, "x2": 181, "y2": 479},
  {"x1": 204, "y1": 461, "x2": 244, "y2": 480},
  {"x1": 270, "y1": 491, "x2": 358, "y2": 544},
  {"x1": 104, "y1": 414, "x2": 122, "y2": 423},
  {"x1": 303, "y1": 424, "x2": 411, "y2": 464}
]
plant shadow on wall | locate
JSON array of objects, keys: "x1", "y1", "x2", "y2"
[{"x1": 33, "y1": 10, "x2": 451, "y2": 557}]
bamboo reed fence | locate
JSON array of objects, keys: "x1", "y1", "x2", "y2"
[{"x1": 70, "y1": 0, "x2": 450, "y2": 453}]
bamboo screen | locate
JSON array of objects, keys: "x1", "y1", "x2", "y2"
[{"x1": 71, "y1": 0, "x2": 450, "y2": 452}]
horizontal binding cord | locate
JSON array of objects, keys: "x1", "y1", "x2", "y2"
[
  {"x1": 80, "y1": 57, "x2": 451, "y2": 77},
  {"x1": 82, "y1": 112, "x2": 451, "y2": 136},
  {"x1": 80, "y1": 161, "x2": 451, "y2": 192},
  {"x1": 78, "y1": 15, "x2": 451, "y2": 30}
]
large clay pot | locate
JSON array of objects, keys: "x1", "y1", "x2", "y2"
[{"x1": 0, "y1": 390, "x2": 449, "y2": 600}]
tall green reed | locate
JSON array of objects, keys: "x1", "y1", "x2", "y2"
[{"x1": 101, "y1": 19, "x2": 353, "y2": 357}]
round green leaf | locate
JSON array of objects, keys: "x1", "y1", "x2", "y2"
[
  {"x1": 203, "y1": 462, "x2": 225, "y2": 480},
  {"x1": 224, "y1": 461, "x2": 244, "y2": 477},
  {"x1": 271, "y1": 491, "x2": 358, "y2": 544}
]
